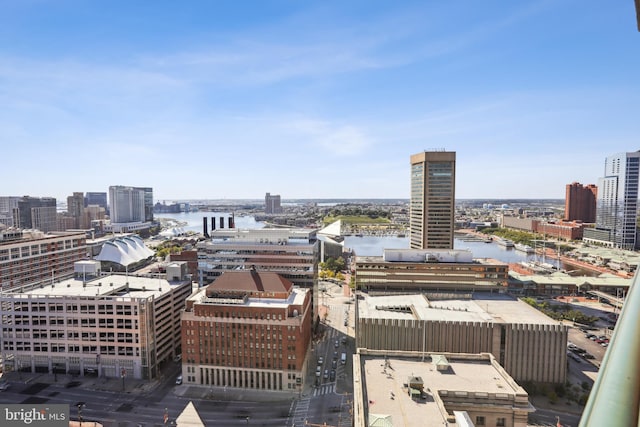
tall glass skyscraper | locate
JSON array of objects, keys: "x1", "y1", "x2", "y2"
[
  {"x1": 586, "y1": 151, "x2": 640, "y2": 250},
  {"x1": 409, "y1": 151, "x2": 456, "y2": 249},
  {"x1": 109, "y1": 186, "x2": 153, "y2": 224}
]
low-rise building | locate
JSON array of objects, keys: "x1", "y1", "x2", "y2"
[
  {"x1": 181, "y1": 269, "x2": 312, "y2": 392},
  {"x1": 0, "y1": 266, "x2": 192, "y2": 380},
  {"x1": 355, "y1": 249, "x2": 508, "y2": 293},
  {"x1": 356, "y1": 293, "x2": 567, "y2": 384},
  {"x1": 353, "y1": 349, "x2": 533, "y2": 427},
  {"x1": 196, "y1": 226, "x2": 319, "y2": 316}
]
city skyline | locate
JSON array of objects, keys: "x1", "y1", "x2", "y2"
[{"x1": 1, "y1": 2, "x2": 639, "y2": 201}]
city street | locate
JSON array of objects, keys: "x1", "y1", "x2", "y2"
[
  {"x1": 289, "y1": 280, "x2": 355, "y2": 427},
  {"x1": 0, "y1": 281, "x2": 357, "y2": 427}
]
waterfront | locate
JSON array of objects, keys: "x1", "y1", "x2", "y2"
[
  {"x1": 156, "y1": 212, "x2": 576, "y2": 270},
  {"x1": 156, "y1": 211, "x2": 265, "y2": 233}
]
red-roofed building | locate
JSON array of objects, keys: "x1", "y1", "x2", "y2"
[{"x1": 180, "y1": 269, "x2": 312, "y2": 392}]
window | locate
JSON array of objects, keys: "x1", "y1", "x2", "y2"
[
  {"x1": 496, "y1": 418, "x2": 506, "y2": 427},
  {"x1": 476, "y1": 417, "x2": 485, "y2": 426}
]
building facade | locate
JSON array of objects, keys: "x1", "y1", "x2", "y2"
[
  {"x1": 66, "y1": 192, "x2": 85, "y2": 230},
  {"x1": 355, "y1": 249, "x2": 508, "y2": 293},
  {"x1": 356, "y1": 293, "x2": 567, "y2": 384},
  {"x1": 584, "y1": 151, "x2": 640, "y2": 250},
  {"x1": 0, "y1": 196, "x2": 21, "y2": 228},
  {"x1": 181, "y1": 270, "x2": 312, "y2": 392},
  {"x1": 0, "y1": 230, "x2": 87, "y2": 291},
  {"x1": 109, "y1": 186, "x2": 153, "y2": 224},
  {"x1": 565, "y1": 182, "x2": 597, "y2": 223},
  {"x1": 0, "y1": 271, "x2": 192, "y2": 380},
  {"x1": 409, "y1": 151, "x2": 456, "y2": 250},
  {"x1": 16, "y1": 196, "x2": 58, "y2": 232},
  {"x1": 85, "y1": 192, "x2": 108, "y2": 212},
  {"x1": 265, "y1": 192, "x2": 283, "y2": 214}
]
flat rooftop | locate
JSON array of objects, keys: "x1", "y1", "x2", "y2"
[
  {"x1": 1, "y1": 274, "x2": 189, "y2": 300},
  {"x1": 358, "y1": 293, "x2": 558, "y2": 325},
  {"x1": 357, "y1": 351, "x2": 528, "y2": 427},
  {"x1": 188, "y1": 286, "x2": 308, "y2": 309}
]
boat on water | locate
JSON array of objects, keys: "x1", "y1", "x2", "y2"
[
  {"x1": 496, "y1": 238, "x2": 514, "y2": 248},
  {"x1": 514, "y1": 243, "x2": 535, "y2": 254},
  {"x1": 519, "y1": 261, "x2": 558, "y2": 275}
]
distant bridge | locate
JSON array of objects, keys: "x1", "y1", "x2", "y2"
[{"x1": 585, "y1": 290, "x2": 624, "y2": 309}]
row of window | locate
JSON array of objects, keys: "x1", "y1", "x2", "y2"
[
  {"x1": 8, "y1": 318, "x2": 136, "y2": 328},
  {"x1": 5, "y1": 342, "x2": 138, "y2": 355},
  {"x1": 11, "y1": 303, "x2": 136, "y2": 315}
]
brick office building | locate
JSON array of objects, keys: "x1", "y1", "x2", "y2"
[
  {"x1": 565, "y1": 182, "x2": 597, "y2": 223},
  {"x1": 181, "y1": 269, "x2": 312, "y2": 392}
]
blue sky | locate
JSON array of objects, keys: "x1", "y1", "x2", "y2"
[{"x1": 1, "y1": 1, "x2": 639, "y2": 201}]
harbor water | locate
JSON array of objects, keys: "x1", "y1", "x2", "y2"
[{"x1": 155, "y1": 212, "x2": 579, "y2": 271}]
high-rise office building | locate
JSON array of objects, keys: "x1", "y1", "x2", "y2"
[
  {"x1": 0, "y1": 196, "x2": 20, "y2": 228},
  {"x1": 109, "y1": 186, "x2": 153, "y2": 224},
  {"x1": 15, "y1": 196, "x2": 58, "y2": 232},
  {"x1": 564, "y1": 182, "x2": 597, "y2": 222},
  {"x1": 265, "y1": 192, "x2": 282, "y2": 214},
  {"x1": 583, "y1": 151, "x2": 640, "y2": 250},
  {"x1": 139, "y1": 187, "x2": 154, "y2": 222},
  {"x1": 66, "y1": 192, "x2": 85, "y2": 229},
  {"x1": 85, "y1": 192, "x2": 108, "y2": 211},
  {"x1": 409, "y1": 151, "x2": 456, "y2": 249}
]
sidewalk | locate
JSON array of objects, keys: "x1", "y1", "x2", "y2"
[
  {"x1": 2, "y1": 371, "x2": 161, "y2": 394},
  {"x1": 174, "y1": 384, "x2": 298, "y2": 402}
]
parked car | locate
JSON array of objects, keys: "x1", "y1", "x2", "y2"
[{"x1": 175, "y1": 375, "x2": 183, "y2": 385}]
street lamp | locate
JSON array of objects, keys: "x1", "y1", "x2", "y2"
[
  {"x1": 121, "y1": 367, "x2": 126, "y2": 391},
  {"x1": 77, "y1": 403, "x2": 84, "y2": 426}
]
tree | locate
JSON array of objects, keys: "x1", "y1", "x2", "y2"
[{"x1": 322, "y1": 257, "x2": 346, "y2": 274}]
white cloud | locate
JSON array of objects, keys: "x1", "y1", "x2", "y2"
[{"x1": 284, "y1": 119, "x2": 372, "y2": 156}]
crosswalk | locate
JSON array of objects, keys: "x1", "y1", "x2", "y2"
[
  {"x1": 290, "y1": 396, "x2": 310, "y2": 427},
  {"x1": 313, "y1": 383, "x2": 335, "y2": 396},
  {"x1": 289, "y1": 385, "x2": 338, "y2": 427}
]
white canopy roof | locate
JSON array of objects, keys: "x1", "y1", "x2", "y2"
[{"x1": 95, "y1": 235, "x2": 154, "y2": 266}]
